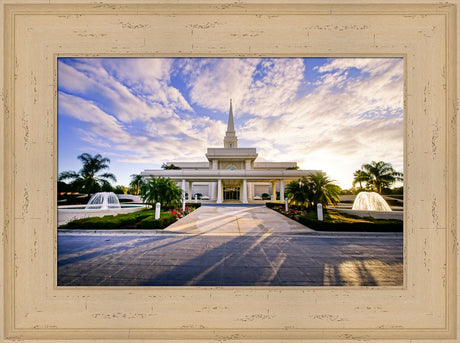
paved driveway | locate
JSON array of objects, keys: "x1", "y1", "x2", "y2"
[
  {"x1": 58, "y1": 206, "x2": 403, "y2": 287},
  {"x1": 166, "y1": 205, "x2": 315, "y2": 235}
]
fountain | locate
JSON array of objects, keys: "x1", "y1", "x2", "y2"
[
  {"x1": 85, "y1": 192, "x2": 121, "y2": 210},
  {"x1": 58, "y1": 192, "x2": 148, "y2": 226},
  {"x1": 352, "y1": 192, "x2": 392, "y2": 211}
]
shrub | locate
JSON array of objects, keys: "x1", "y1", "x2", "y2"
[
  {"x1": 184, "y1": 202, "x2": 201, "y2": 209},
  {"x1": 261, "y1": 193, "x2": 271, "y2": 200},
  {"x1": 140, "y1": 213, "x2": 177, "y2": 230},
  {"x1": 60, "y1": 208, "x2": 154, "y2": 230},
  {"x1": 298, "y1": 211, "x2": 403, "y2": 232},
  {"x1": 266, "y1": 204, "x2": 402, "y2": 232},
  {"x1": 265, "y1": 202, "x2": 284, "y2": 209},
  {"x1": 62, "y1": 215, "x2": 130, "y2": 230},
  {"x1": 58, "y1": 206, "x2": 197, "y2": 230}
]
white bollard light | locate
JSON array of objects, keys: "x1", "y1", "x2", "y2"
[
  {"x1": 194, "y1": 194, "x2": 197, "y2": 203},
  {"x1": 317, "y1": 203, "x2": 323, "y2": 221},
  {"x1": 285, "y1": 197, "x2": 289, "y2": 212},
  {"x1": 155, "y1": 202, "x2": 161, "y2": 219}
]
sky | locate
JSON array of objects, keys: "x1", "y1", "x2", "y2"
[{"x1": 57, "y1": 57, "x2": 404, "y2": 189}]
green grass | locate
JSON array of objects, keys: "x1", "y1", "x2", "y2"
[
  {"x1": 298, "y1": 210, "x2": 403, "y2": 232},
  {"x1": 267, "y1": 203, "x2": 403, "y2": 232},
  {"x1": 59, "y1": 208, "x2": 177, "y2": 230}
]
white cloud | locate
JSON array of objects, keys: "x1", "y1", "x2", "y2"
[
  {"x1": 181, "y1": 58, "x2": 305, "y2": 119},
  {"x1": 237, "y1": 58, "x2": 404, "y2": 188},
  {"x1": 58, "y1": 59, "x2": 193, "y2": 123},
  {"x1": 58, "y1": 91, "x2": 224, "y2": 168},
  {"x1": 58, "y1": 57, "x2": 403, "y2": 188}
]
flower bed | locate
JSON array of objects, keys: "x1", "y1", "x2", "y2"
[{"x1": 168, "y1": 205, "x2": 196, "y2": 219}]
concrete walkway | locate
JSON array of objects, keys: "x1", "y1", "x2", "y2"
[{"x1": 166, "y1": 206, "x2": 315, "y2": 235}]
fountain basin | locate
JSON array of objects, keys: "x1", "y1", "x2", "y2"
[{"x1": 336, "y1": 208, "x2": 403, "y2": 221}]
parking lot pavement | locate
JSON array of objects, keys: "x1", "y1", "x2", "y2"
[{"x1": 58, "y1": 231, "x2": 403, "y2": 287}]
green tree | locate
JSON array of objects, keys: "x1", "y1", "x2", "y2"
[
  {"x1": 352, "y1": 169, "x2": 370, "y2": 190},
  {"x1": 129, "y1": 173, "x2": 144, "y2": 195},
  {"x1": 114, "y1": 185, "x2": 128, "y2": 194},
  {"x1": 286, "y1": 173, "x2": 341, "y2": 210},
  {"x1": 58, "y1": 153, "x2": 116, "y2": 195},
  {"x1": 285, "y1": 176, "x2": 314, "y2": 210},
  {"x1": 308, "y1": 171, "x2": 342, "y2": 208},
  {"x1": 355, "y1": 161, "x2": 403, "y2": 194},
  {"x1": 140, "y1": 176, "x2": 182, "y2": 207},
  {"x1": 161, "y1": 163, "x2": 181, "y2": 170}
]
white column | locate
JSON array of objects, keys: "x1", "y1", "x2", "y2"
[
  {"x1": 242, "y1": 179, "x2": 248, "y2": 203},
  {"x1": 211, "y1": 160, "x2": 218, "y2": 200},
  {"x1": 181, "y1": 179, "x2": 186, "y2": 195},
  {"x1": 210, "y1": 182, "x2": 216, "y2": 200},
  {"x1": 280, "y1": 179, "x2": 285, "y2": 202},
  {"x1": 217, "y1": 179, "x2": 223, "y2": 203},
  {"x1": 188, "y1": 182, "x2": 192, "y2": 201},
  {"x1": 272, "y1": 181, "x2": 277, "y2": 201}
]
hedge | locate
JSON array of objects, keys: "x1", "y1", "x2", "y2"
[
  {"x1": 265, "y1": 202, "x2": 306, "y2": 211},
  {"x1": 266, "y1": 203, "x2": 403, "y2": 232},
  {"x1": 139, "y1": 213, "x2": 177, "y2": 230},
  {"x1": 59, "y1": 208, "x2": 174, "y2": 230},
  {"x1": 265, "y1": 202, "x2": 285, "y2": 209},
  {"x1": 299, "y1": 214, "x2": 403, "y2": 232}
]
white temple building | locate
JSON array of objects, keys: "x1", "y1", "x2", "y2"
[{"x1": 142, "y1": 100, "x2": 321, "y2": 203}]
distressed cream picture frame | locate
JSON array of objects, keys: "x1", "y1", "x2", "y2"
[{"x1": 0, "y1": 0, "x2": 458, "y2": 342}]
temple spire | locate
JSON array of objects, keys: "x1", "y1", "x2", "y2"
[
  {"x1": 224, "y1": 99, "x2": 238, "y2": 149},
  {"x1": 227, "y1": 99, "x2": 235, "y2": 133}
]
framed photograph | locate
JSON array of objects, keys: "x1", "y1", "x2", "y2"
[
  {"x1": 1, "y1": 0, "x2": 458, "y2": 341},
  {"x1": 56, "y1": 55, "x2": 405, "y2": 288}
]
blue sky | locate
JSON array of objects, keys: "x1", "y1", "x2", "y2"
[{"x1": 58, "y1": 57, "x2": 404, "y2": 189}]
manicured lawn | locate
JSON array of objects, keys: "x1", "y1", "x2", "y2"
[
  {"x1": 267, "y1": 203, "x2": 402, "y2": 232},
  {"x1": 58, "y1": 204, "x2": 200, "y2": 230}
]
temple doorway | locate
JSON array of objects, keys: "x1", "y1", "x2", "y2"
[{"x1": 223, "y1": 187, "x2": 240, "y2": 201}]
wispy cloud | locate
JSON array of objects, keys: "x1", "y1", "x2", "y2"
[{"x1": 58, "y1": 57, "x2": 403, "y2": 188}]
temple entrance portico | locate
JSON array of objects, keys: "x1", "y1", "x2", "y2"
[{"x1": 154, "y1": 175, "x2": 310, "y2": 204}]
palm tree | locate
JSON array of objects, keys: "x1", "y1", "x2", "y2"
[
  {"x1": 58, "y1": 153, "x2": 117, "y2": 195},
  {"x1": 161, "y1": 163, "x2": 181, "y2": 170},
  {"x1": 129, "y1": 173, "x2": 144, "y2": 195},
  {"x1": 285, "y1": 177, "x2": 314, "y2": 210},
  {"x1": 286, "y1": 173, "x2": 341, "y2": 210},
  {"x1": 141, "y1": 176, "x2": 182, "y2": 208},
  {"x1": 309, "y1": 171, "x2": 342, "y2": 208},
  {"x1": 358, "y1": 161, "x2": 403, "y2": 194},
  {"x1": 352, "y1": 169, "x2": 370, "y2": 190}
]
